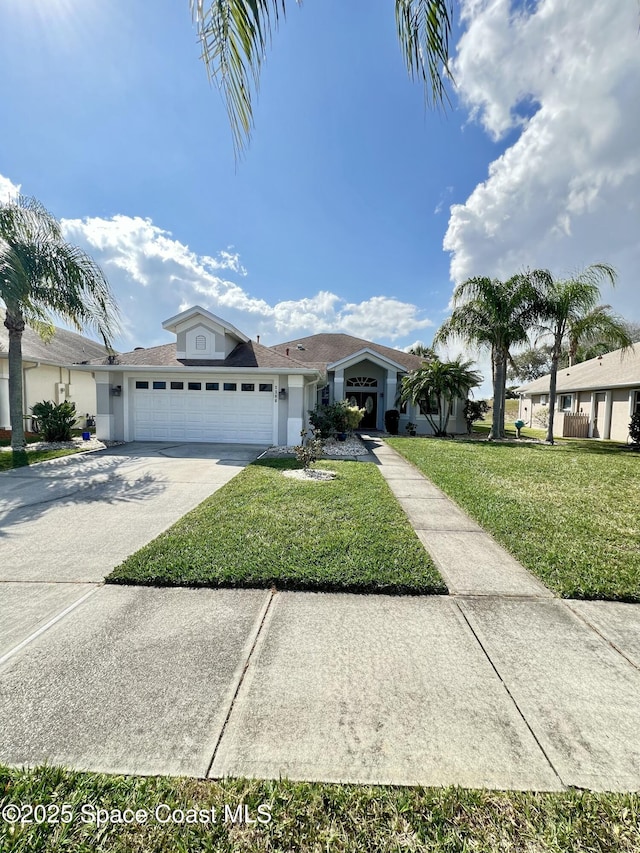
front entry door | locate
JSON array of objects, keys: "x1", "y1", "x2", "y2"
[{"x1": 348, "y1": 392, "x2": 377, "y2": 429}]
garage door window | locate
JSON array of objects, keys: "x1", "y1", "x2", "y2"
[
  {"x1": 224, "y1": 382, "x2": 237, "y2": 391},
  {"x1": 135, "y1": 381, "x2": 149, "y2": 389},
  {"x1": 259, "y1": 383, "x2": 273, "y2": 392},
  {"x1": 206, "y1": 382, "x2": 219, "y2": 391},
  {"x1": 188, "y1": 382, "x2": 202, "y2": 391},
  {"x1": 153, "y1": 381, "x2": 166, "y2": 390},
  {"x1": 171, "y1": 381, "x2": 184, "y2": 390},
  {"x1": 241, "y1": 383, "x2": 255, "y2": 392}
]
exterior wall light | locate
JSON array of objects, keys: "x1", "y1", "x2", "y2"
[
  {"x1": 111, "y1": 385, "x2": 122, "y2": 396},
  {"x1": 279, "y1": 388, "x2": 287, "y2": 400}
]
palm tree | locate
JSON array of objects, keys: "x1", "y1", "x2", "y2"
[
  {"x1": 566, "y1": 304, "x2": 632, "y2": 366},
  {"x1": 399, "y1": 357, "x2": 481, "y2": 436},
  {"x1": 0, "y1": 196, "x2": 120, "y2": 451},
  {"x1": 190, "y1": 0, "x2": 453, "y2": 157},
  {"x1": 532, "y1": 264, "x2": 632, "y2": 444},
  {"x1": 433, "y1": 272, "x2": 544, "y2": 440},
  {"x1": 408, "y1": 342, "x2": 437, "y2": 360}
]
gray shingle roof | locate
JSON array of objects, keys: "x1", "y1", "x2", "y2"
[
  {"x1": 0, "y1": 313, "x2": 109, "y2": 364},
  {"x1": 89, "y1": 340, "x2": 313, "y2": 370},
  {"x1": 518, "y1": 344, "x2": 640, "y2": 394},
  {"x1": 269, "y1": 333, "x2": 423, "y2": 372}
]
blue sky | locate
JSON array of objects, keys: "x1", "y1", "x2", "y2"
[{"x1": 1, "y1": 1, "x2": 639, "y2": 394}]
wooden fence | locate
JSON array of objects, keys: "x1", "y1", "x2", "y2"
[{"x1": 562, "y1": 413, "x2": 590, "y2": 438}]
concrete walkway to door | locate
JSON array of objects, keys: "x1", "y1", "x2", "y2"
[{"x1": 360, "y1": 435, "x2": 553, "y2": 598}]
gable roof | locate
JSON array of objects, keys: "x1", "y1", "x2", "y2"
[
  {"x1": 162, "y1": 305, "x2": 249, "y2": 342},
  {"x1": 0, "y1": 311, "x2": 109, "y2": 365},
  {"x1": 87, "y1": 339, "x2": 315, "y2": 371},
  {"x1": 269, "y1": 333, "x2": 423, "y2": 372},
  {"x1": 518, "y1": 344, "x2": 640, "y2": 395}
]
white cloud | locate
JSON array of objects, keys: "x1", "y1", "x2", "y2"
[
  {"x1": 0, "y1": 174, "x2": 22, "y2": 202},
  {"x1": 59, "y1": 212, "x2": 433, "y2": 349},
  {"x1": 445, "y1": 0, "x2": 640, "y2": 321}
]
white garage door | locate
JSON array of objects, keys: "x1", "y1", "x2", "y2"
[{"x1": 132, "y1": 377, "x2": 274, "y2": 443}]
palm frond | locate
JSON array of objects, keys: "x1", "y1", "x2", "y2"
[
  {"x1": 191, "y1": 0, "x2": 294, "y2": 158},
  {"x1": 395, "y1": 0, "x2": 453, "y2": 107}
]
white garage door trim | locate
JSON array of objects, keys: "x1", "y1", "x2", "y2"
[{"x1": 131, "y1": 375, "x2": 276, "y2": 443}]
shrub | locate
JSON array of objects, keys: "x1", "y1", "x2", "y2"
[
  {"x1": 343, "y1": 402, "x2": 366, "y2": 431},
  {"x1": 629, "y1": 412, "x2": 640, "y2": 445},
  {"x1": 463, "y1": 399, "x2": 490, "y2": 434},
  {"x1": 534, "y1": 405, "x2": 550, "y2": 429},
  {"x1": 309, "y1": 401, "x2": 365, "y2": 436},
  {"x1": 293, "y1": 428, "x2": 325, "y2": 471},
  {"x1": 31, "y1": 400, "x2": 78, "y2": 442}
]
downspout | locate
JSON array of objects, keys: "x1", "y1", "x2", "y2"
[{"x1": 22, "y1": 362, "x2": 40, "y2": 432}]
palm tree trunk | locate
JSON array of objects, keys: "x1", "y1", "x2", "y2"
[
  {"x1": 489, "y1": 350, "x2": 506, "y2": 439},
  {"x1": 4, "y1": 304, "x2": 27, "y2": 452},
  {"x1": 546, "y1": 335, "x2": 563, "y2": 444}
]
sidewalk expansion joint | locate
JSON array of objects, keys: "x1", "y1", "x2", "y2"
[
  {"x1": 453, "y1": 600, "x2": 566, "y2": 789},
  {"x1": 205, "y1": 588, "x2": 276, "y2": 778},
  {"x1": 0, "y1": 584, "x2": 102, "y2": 669},
  {"x1": 563, "y1": 602, "x2": 640, "y2": 673}
]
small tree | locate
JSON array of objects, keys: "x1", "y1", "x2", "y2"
[
  {"x1": 399, "y1": 358, "x2": 482, "y2": 437},
  {"x1": 629, "y1": 413, "x2": 640, "y2": 446},
  {"x1": 293, "y1": 428, "x2": 324, "y2": 471},
  {"x1": 463, "y1": 399, "x2": 489, "y2": 434}
]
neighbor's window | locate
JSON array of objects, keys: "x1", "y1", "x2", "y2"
[
  {"x1": 195, "y1": 334, "x2": 207, "y2": 351},
  {"x1": 223, "y1": 382, "x2": 237, "y2": 391},
  {"x1": 634, "y1": 390, "x2": 640, "y2": 414},
  {"x1": 241, "y1": 383, "x2": 255, "y2": 392},
  {"x1": 170, "y1": 381, "x2": 184, "y2": 390},
  {"x1": 560, "y1": 394, "x2": 573, "y2": 411},
  {"x1": 259, "y1": 383, "x2": 273, "y2": 392},
  {"x1": 188, "y1": 382, "x2": 202, "y2": 391},
  {"x1": 135, "y1": 380, "x2": 149, "y2": 389},
  {"x1": 152, "y1": 381, "x2": 166, "y2": 390},
  {"x1": 206, "y1": 382, "x2": 219, "y2": 391}
]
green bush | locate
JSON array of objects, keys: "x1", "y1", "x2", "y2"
[
  {"x1": 463, "y1": 399, "x2": 490, "y2": 434},
  {"x1": 629, "y1": 412, "x2": 640, "y2": 445},
  {"x1": 31, "y1": 400, "x2": 78, "y2": 442},
  {"x1": 309, "y1": 400, "x2": 365, "y2": 435}
]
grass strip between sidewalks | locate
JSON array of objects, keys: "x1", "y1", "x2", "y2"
[
  {"x1": 1, "y1": 765, "x2": 639, "y2": 853},
  {"x1": 387, "y1": 436, "x2": 640, "y2": 601},
  {"x1": 108, "y1": 458, "x2": 446, "y2": 595}
]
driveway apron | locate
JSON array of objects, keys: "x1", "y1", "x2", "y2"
[{"x1": 0, "y1": 442, "x2": 263, "y2": 653}]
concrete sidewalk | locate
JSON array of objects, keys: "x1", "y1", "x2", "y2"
[
  {"x1": 361, "y1": 435, "x2": 553, "y2": 598},
  {"x1": 1, "y1": 586, "x2": 640, "y2": 791}
]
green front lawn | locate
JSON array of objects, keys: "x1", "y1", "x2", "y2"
[
  {"x1": 0, "y1": 448, "x2": 80, "y2": 471},
  {"x1": 2, "y1": 765, "x2": 639, "y2": 853},
  {"x1": 387, "y1": 437, "x2": 640, "y2": 601},
  {"x1": 108, "y1": 459, "x2": 446, "y2": 595}
]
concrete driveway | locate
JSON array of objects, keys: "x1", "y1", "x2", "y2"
[{"x1": 0, "y1": 442, "x2": 264, "y2": 655}]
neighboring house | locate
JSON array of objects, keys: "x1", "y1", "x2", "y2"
[
  {"x1": 79, "y1": 306, "x2": 468, "y2": 445},
  {"x1": 0, "y1": 311, "x2": 108, "y2": 431},
  {"x1": 517, "y1": 344, "x2": 640, "y2": 442}
]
